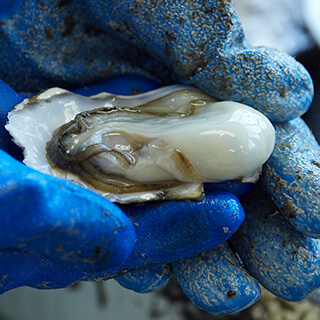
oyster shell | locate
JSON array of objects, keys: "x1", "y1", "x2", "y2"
[{"x1": 6, "y1": 85, "x2": 275, "y2": 203}]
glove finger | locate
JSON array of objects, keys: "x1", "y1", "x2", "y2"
[
  {"x1": 0, "y1": 248, "x2": 85, "y2": 294},
  {"x1": 86, "y1": 0, "x2": 313, "y2": 122},
  {"x1": 260, "y1": 117, "x2": 320, "y2": 238},
  {"x1": 82, "y1": 191, "x2": 245, "y2": 285},
  {"x1": 0, "y1": 150, "x2": 136, "y2": 272},
  {"x1": 115, "y1": 264, "x2": 171, "y2": 293},
  {"x1": 119, "y1": 191, "x2": 245, "y2": 268},
  {"x1": 172, "y1": 242, "x2": 261, "y2": 315},
  {"x1": 229, "y1": 184, "x2": 320, "y2": 301},
  {"x1": 195, "y1": 47, "x2": 312, "y2": 122}
]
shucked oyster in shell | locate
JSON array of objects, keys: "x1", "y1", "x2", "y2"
[{"x1": 6, "y1": 85, "x2": 275, "y2": 203}]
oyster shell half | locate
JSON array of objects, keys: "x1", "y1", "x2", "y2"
[{"x1": 6, "y1": 85, "x2": 275, "y2": 203}]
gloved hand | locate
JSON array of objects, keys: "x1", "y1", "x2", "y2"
[{"x1": 1, "y1": 0, "x2": 320, "y2": 316}]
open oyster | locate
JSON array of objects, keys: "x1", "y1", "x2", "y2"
[{"x1": 6, "y1": 85, "x2": 275, "y2": 203}]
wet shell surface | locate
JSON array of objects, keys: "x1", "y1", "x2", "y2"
[{"x1": 6, "y1": 85, "x2": 275, "y2": 203}]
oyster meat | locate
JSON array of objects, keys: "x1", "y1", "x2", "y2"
[{"x1": 6, "y1": 85, "x2": 275, "y2": 203}]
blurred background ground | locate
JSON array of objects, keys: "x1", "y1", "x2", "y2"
[{"x1": 1, "y1": 277, "x2": 320, "y2": 320}]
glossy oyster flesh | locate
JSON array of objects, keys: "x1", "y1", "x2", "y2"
[{"x1": 6, "y1": 85, "x2": 275, "y2": 203}]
